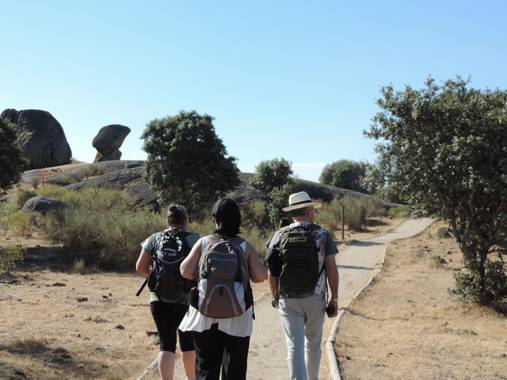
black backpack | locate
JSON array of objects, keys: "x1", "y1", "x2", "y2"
[
  {"x1": 147, "y1": 229, "x2": 192, "y2": 299},
  {"x1": 279, "y1": 224, "x2": 321, "y2": 297}
]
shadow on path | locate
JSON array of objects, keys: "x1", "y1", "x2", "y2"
[
  {"x1": 346, "y1": 240, "x2": 383, "y2": 247},
  {"x1": 337, "y1": 264, "x2": 376, "y2": 271}
]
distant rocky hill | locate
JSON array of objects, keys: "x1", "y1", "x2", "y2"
[{"x1": 21, "y1": 160, "x2": 400, "y2": 211}]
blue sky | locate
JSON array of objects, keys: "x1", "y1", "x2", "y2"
[{"x1": 1, "y1": 0, "x2": 506, "y2": 181}]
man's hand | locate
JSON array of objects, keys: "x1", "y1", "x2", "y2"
[{"x1": 326, "y1": 298, "x2": 338, "y2": 317}]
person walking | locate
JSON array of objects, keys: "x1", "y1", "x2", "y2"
[
  {"x1": 266, "y1": 191, "x2": 339, "y2": 380},
  {"x1": 136, "y1": 204, "x2": 198, "y2": 380},
  {"x1": 179, "y1": 197, "x2": 267, "y2": 380}
]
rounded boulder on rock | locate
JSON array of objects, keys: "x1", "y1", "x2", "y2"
[
  {"x1": 92, "y1": 124, "x2": 131, "y2": 155},
  {"x1": 22, "y1": 196, "x2": 66, "y2": 215},
  {"x1": 0, "y1": 108, "x2": 72, "y2": 169}
]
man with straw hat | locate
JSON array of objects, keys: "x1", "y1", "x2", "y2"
[{"x1": 266, "y1": 191, "x2": 339, "y2": 380}]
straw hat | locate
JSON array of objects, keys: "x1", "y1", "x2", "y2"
[{"x1": 282, "y1": 191, "x2": 322, "y2": 212}]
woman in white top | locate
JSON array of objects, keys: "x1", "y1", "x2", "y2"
[{"x1": 180, "y1": 197, "x2": 267, "y2": 380}]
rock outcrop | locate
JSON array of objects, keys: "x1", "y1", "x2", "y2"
[
  {"x1": 92, "y1": 125, "x2": 131, "y2": 162},
  {"x1": 22, "y1": 196, "x2": 66, "y2": 215},
  {"x1": 0, "y1": 109, "x2": 72, "y2": 169}
]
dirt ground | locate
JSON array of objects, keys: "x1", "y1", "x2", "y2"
[
  {"x1": 335, "y1": 222, "x2": 507, "y2": 380},
  {"x1": 0, "y1": 216, "x2": 402, "y2": 380}
]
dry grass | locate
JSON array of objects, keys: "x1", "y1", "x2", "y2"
[
  {"x1": 0, "y1": 268, "x2": 166, "y2": 380},
  {"x1": 0, "y1": 243, "x2": 277, "y2": 380},
  {"x1": 335, "y1": 222, "x2": 507, "y2": 380}
]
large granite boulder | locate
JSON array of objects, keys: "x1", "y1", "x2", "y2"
[
  {"x1": 92, "y1": 124, "x2": 130, "y2": 162},
  {"x1": 0, "y1": 109, "x2": 72, "y2": 169}
]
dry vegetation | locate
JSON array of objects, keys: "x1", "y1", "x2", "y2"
[
  {"x1": 335, "y1": 222, "x2": 507, "y2": 380},
  {"x1": 0, "y1": 179, "x2": 422, "y2": 379}
]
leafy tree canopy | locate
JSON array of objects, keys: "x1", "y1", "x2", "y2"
[
  {"x1": 366, "y1": 77, "x2": 507, "y2": 304},
  {"x1": 251, "y1": 158, "x2": 293, "y2": 193},
  {"x1": 142, "y1": 111, "x2": 240, "y2": 216},
  {"x1": 319, "y1": 160, "x2": 368, "y2": 193},
  {"x1": 0, "y1": 118, "x2": 24, "y2": 191}
]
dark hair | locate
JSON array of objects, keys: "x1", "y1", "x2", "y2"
[
  {"x1": 212, "y1": 197, "x2": 241, "y2": 238},
  {"x1": 279, "y1": 217, "x2": 291, "y2": 228},
  {"x1": 166, "y1": 204, "x2": 188, "y2": 227},
  {"x1": 288, "y1": 207, "x2": 307, "y2": 218}
]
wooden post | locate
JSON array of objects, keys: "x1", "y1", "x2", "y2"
[{"x1": 341, "y1": 204, "x2": 345, "y2": 241}]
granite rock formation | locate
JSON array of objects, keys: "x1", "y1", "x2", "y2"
[
  {"x1": 92, "y1": 124, "x2": 131, "y2": 162},
  {"x1": 0, "y1": 108, "x2": 72, "y2": 169}
]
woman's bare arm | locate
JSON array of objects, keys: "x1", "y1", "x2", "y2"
[{"x1": 135, "y1": 249, "x2": 151, "y2": 276}]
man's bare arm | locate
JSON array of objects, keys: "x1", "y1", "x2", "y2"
[{"x1": 324, "y1": 254, "x2": 339, "y2": 317}]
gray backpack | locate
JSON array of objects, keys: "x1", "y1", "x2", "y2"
[{"x1": 193, "y1": 235, "x2": 251, "y2": 318}]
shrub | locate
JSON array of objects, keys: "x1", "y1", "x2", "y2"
[
  {"x1": 8, "y1": 211, "x2": 33, "y2": 236},
  {"x1": 241, "y1": 200, "x2": 268, "y2": 229},
  {"x1": 73, "y1": 258, "x2": 86, "y2": 274},
  {"x1": 364, "y1": 196, "x2": 385, "y2": 218},
  {"x1": 0, "y1": 244, "x2": 25, "y2": 272},
  {"x1": 342, "y1": 196, "x2": 367, "y2": 231},
  {"x1": 241, "y1": 226, "x2": 269, "y2": 260},
  {"x1": 388, "y1": 206, "x2": 410, "y2": 219},
  {"x1": 315, "y1": 199, "x2": 342, "y2": 232},
  {"x1": 0, "y1": 117, "x2": 25, "y2": 192},
  {"x1": 81, "y1": 164, "x2": 105, "y2": 179},
  {"x1": 189, "y1": 213, "x2": 216, "y2": 238},
  {"x1": 14, "y1": 189, "x2": 37, "y2": 210},
  {"x1": 35, "y1": 184, "x2": 67, "y2": 199},
  {"x1": 47, "y1": 206, "x2": 165, "y2": 269},
  {"x1": 450, "y1": 255, "x2": 507, "y2": 308},
  {"x1": 34, "y1": 186, "x2": 165, "y2": 269}
]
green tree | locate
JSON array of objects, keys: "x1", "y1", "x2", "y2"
[
  {"x1": 0, "y1": 118, "x2": 24, "y2": 192},
  {"x1": 251, "y1": 158, "x2": 293, "y2": 193},
  {"x1": 267, "y1": 183, "x2": 295, "y2": 228},
  {"x1": 366, "y1": 77, "x2": 507, "y2": 305},
  {"x1": 319, "y1": 160, "x2": 368, "y2": 192},
  {"x1": 142, "y1": 111, "x2": 240, "y2": 216},
  {"x1": 361, "y1": 160, "x2": 403, "y2": 203},
  {"x1": 360, "y1": 163, "x2": 383, "y2": 194}
]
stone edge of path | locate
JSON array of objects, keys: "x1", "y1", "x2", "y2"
[{"x1": 325, "y1": 218, "x2": 435, "y2": 380}]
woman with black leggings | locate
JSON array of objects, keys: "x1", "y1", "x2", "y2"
[
  {"x1": 136, "y1": 204, "x2": 199, "y2": 380},
  {"x1": 179, "y1": 198, "x2": 267, "y2": 380}
]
